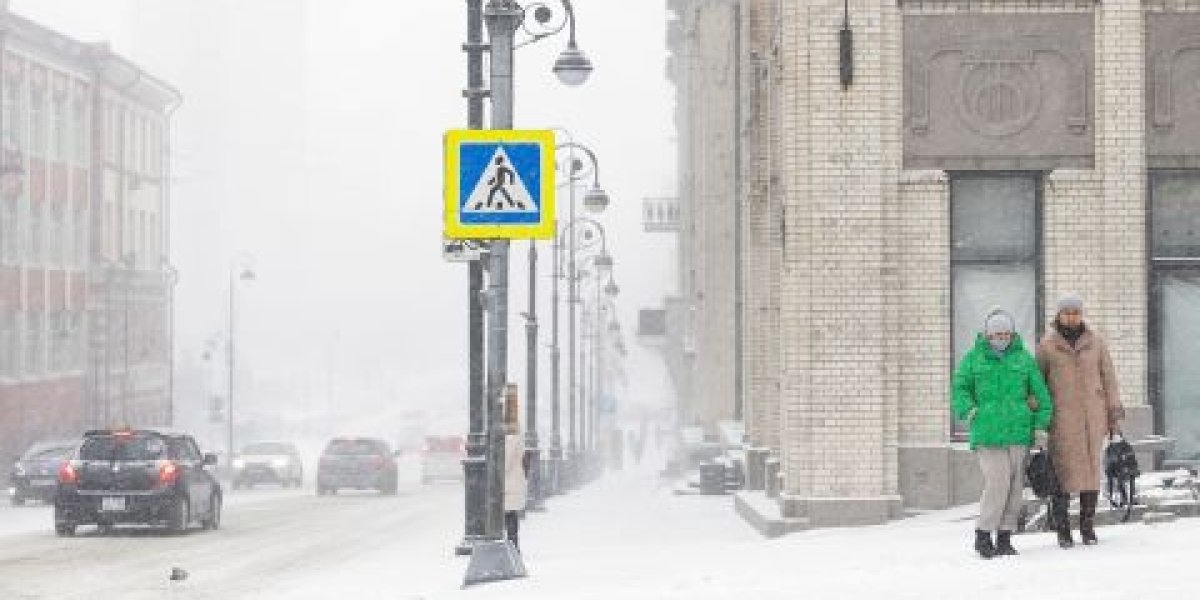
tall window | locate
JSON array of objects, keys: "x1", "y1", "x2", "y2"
[
  {"x1": 0, "y1": 308, "x2": 15, "y2": 378},
  {"x1": 25, "y1": 310, "x2": 42, "y2": 375},
  {"x1": 950, "y1": 173, "x2": 1043, "y2": 436},
  {"x1": 30, "y1": 81, "x2": 45, "y2": 158},
  {"x1": 51, "y1": 91, "x2": 66, "y2": 161},
  {"x1": 1150, "y1": 171, "x2": 1200, "y2": 461}
]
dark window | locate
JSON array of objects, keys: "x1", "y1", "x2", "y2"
[
  {"x1": 326, "y1": 439, "x2": 385, "y2": 456},
  {"x1": 242, "y1": 442, "x2": 294, "y2": 455},
  {"x1": 1150, "y1": 171, "x2": 1200, "y2": 461},
  {"x1": 80, "y1": 434, "x2": 168, "y2": 461}
]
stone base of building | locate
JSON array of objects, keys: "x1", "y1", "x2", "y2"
[
  {"x1": 733, "y1": 491, "x2": 810, "y2": 538},
  {"x1": 779, "y1": 494, "x2": 904, "y2": 527}
]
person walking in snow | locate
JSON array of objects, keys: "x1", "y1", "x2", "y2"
[
  {"x1": 952, "y1": 309, "x2": 1054, "y2": 559},
  {"x1": 502, "y1": 387, "x2": 529, "y2": 552},
  {"x1": 1036, "y1": 294, "x2": 1124, "y2": 549}
]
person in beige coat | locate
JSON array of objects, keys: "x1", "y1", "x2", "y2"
[
  {"x1": 1036, "y1": 294, "x2": 1125, "y2": 549},
  {"x1": 503, "y1": 389, "x2": 528, "y2": 552}
]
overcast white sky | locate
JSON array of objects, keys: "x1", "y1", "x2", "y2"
[{"x1": 11, "y1": 0, "x2": 677, "y2": 436}]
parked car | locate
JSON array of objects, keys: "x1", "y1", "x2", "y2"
[
  {"x1": 9, "y1": 440, "x2": 79, "y2": 506},
  {"x1": 232, "y1": 441, "x2": 303, "y2": 489},
  {"x1": 53, "y1": 429, "x2": 222, "y2": 536},
  {"x1": 420, "y1": 435, "x2": 465, "y2": 484},
  {"x1": 316, "y1": 437, "x2": 398, "y2": 496}
]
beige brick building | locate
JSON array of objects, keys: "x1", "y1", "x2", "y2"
[{"x1": 666, "y1": 0, "x2": 1200, "y2": 528}]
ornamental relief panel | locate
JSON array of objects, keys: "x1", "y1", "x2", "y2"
[
  {"x1": 1148, "y1": 13, "x2": 1200, "y2": 169},
  {"x1": 904, "y1": 15, "x2": 1094, "y2": 171}
]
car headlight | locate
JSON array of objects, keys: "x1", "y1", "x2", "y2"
[
  {"x1": 232, "y1": 459, "x2": 246, "y2": 470},
  {"x1": 13, "y1": 464, "x2": 25, "y2": 477},
  {"x1": 271, "y1": 458, "x2": 288, "y2": 469}
]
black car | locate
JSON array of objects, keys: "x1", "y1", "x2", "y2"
[
  {"x1": 54, "y1": 429, "x2": 223, "y2": 536},
  {"x1": 316, "y1": 437, "x2": 399, "y2": 496},
  {"x1": 10, "y1": 440, "x2": 79, "y2": 506}
]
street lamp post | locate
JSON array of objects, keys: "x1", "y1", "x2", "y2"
[
  {"x1": 548, "y1": 138, "x2": 607, "y2": 495},
  {"x1": 464, "y1": 0, "x2": 594, "y2": 585},
  {"x1": 227, "y1": 263, "x2": 254, "y2": 474}
]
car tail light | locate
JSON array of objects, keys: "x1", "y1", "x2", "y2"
[
  {"x1": 158, "y1": 460, "x2": 180, "y2": 485},
  {"x1": 57, "y1": 461, "x2": 79, "y2": 485}
]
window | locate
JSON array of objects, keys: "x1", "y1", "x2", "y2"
[
  {"x1": 28, "y1": 201, "x2": 42, "y2": 265},
  {"x1": 25, "y1": 310, "x2": 42, "y2": 375},
  {"x1": 1150, "y1": 171, "x2": 1200, "y2": 461},
  {"x1": 950, "y1": 173, "x2": 1043, "y2": 437},
  {"x1": 29, "y1": 85, "x2": 45, "y2": 158},
  {"x1": 0, "y1": 309, "x2": 16, "y2": 378},
  {"x1": 51, "y1": 93, "x2": 66, "y2": 161},
  {"x1": 71, "y1": 95, "x2": 88, "y2": 165}
]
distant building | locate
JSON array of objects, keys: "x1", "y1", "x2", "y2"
[{"x1": 0, "y1": 5, "x2": 180, "y2": 463}]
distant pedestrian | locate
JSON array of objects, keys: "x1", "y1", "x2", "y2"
[
  {"x1": 952, "y1": 309, "x2": 1053, "y2": 559},
  {"x1": 1036, "y1": 294, "x2": 1124, "y2": 548},
  {"x1": 502, "y1": 388, "x2": 528, "y2": 552}
]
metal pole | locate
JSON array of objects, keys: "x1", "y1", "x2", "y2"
[
  {"x1": 457, "y1": 0, "x2": 490, "y2": 557},
  {"x1": 483, "y1": 0, "x2": 520, "y2": 542},
  {"x1": 227, "y1": 268, "x2": 235, "y2": 472},
  {"x1": 525, "y1": 241, "x2": 543, "y2": 510},
  {"x1": 566, "y1": 149, "x2": 578, "y2": 487},
  {"x1": 580, "y1": 299, "x2": 589, "y2": 472},
  {"x1": 548, "y1": 224, "x2": 562, "y2": 495},
  {"x1": 123, "y1": 265, "x2": 130, "y2": 425}
]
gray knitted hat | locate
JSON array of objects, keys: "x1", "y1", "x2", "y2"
[
  {"x1": 984, "y1": 310, "x2": 1015, "y2": 335},
  {"x1": 1056, "y1": 293, "x2": 1084, "y2": 315}
]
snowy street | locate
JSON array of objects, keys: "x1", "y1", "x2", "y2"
[{"x1": 5, "y1": 451, "x2": 1198, "y2": 599}]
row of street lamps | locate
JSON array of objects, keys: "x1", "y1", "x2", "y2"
[{"x1": 459, "y1": 0, "x2": 622, "y2": 584}]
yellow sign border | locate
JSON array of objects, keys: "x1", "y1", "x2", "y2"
[{"x1": 444, "y1": 129, "x2": 556, "y2": 240}]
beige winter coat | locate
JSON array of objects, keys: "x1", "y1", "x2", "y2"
[
  {"x1": 503, "y1": 433, "x2": 527, "y2": 512},
  {"x1": 1036, "y1": 327, "x2": 1123, "y2": 493}
]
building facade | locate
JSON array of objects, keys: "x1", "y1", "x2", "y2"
[
  {"x1": 0, "y1": 5, "x2": 179, "y2": 464},
  {"x1": 667, "y1": 0, "x2": 1199, "y2": 527}
]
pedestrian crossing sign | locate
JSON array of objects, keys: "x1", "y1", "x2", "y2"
[{"x1": 444, "y1": 129, "x2": 556, "y2": 240}]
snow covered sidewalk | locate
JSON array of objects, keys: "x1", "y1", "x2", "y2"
[
  {"x1": 258, "y1": 451, "x2": 1200, "y2": 599},
  {"x1": 448, "y1": 461, "x2": 1200, "y2": 600}
]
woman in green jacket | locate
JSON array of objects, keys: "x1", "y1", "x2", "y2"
[{"x1": 952, "y1": 309, "x2": 1053, "y2": 559}]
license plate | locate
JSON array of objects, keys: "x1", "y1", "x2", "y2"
[
  {"x1": 100, "y1": 496, "x2": 126, "y2": 512},
  {"x1": 30, "y1": 479, "x2": 54, "y2": 486}
]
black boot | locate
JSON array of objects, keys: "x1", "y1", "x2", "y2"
[
  {"x1": 1052, "y1": 494, "x2": 1074, "y2": 549},
  {"x1": 974, "y1": 529, "x2": 996, "y2": 559},
  {"x1": 995, "y1": 530, "x2": 1018, "y2": 556},
  {"x1": 1079, "y1": 491, "x2": 1099, "y2": 545}
]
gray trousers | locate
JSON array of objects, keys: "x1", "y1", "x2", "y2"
[{"x1": 976, "y1": 446, "x2": 1028, "y2": 532}]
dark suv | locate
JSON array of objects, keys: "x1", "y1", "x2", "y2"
[
  {"x1": 316, "y1": 437, "x2": 398, "y2": 495},
  {"x1": 10, "y1": 440, "x2": 79, "y2": 506},
  {"x1": 54, "y1": 429, "x2": 223, "y2": 536}
]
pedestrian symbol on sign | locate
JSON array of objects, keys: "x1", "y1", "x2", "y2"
[
  {"x1": 466, "y1": 148, "x2": 535, "y2": 212},
  {"x1": 444, "y1": 129, "x2": 555, "y2": 240}
]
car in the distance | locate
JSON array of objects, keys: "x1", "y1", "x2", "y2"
[
  {"x1": 420, "y1": 435, "x2": 465, "y2": 484},
  {"x1": 9, "y1": 440, "x2": 79, "y2": 506},
  {"x1": 53, "y1": 429, "x2": 222, "y2": 536},
  {"x1": 316, "y1": 437, "x2": 399, "y2": 496},
  {"x1": 232, "y1": 441, "x2": 303, "y2": 489}
]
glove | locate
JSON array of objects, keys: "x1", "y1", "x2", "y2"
[
  {"x1": 1033, "y1": 430, "x2": 1049, "y2": 450},
  {"x1": 1108, "y1": 406, "x2": 1125, "y2": 433}
]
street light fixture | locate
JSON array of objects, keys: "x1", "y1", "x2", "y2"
[
  {"x1": 583, "y1": 184, "x2": 609, "y2": 213},
  {"x1": 227, "y1": 260, "x2": 255, "y2": 474}
]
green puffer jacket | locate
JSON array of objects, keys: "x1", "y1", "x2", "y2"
[{"x1": 952, "y1": 333, "x2": 1054, "y2": 449}]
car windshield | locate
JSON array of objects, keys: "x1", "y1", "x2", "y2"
[
  {"x1": 79, "y1": 435, "x2": 169, "y2": 461},
  {"x1": 242, "y1": 443, "x2": 292, "y2": 455},
  {"x1": 325, "y1": 440, "x2": 382, "y2": 456}
]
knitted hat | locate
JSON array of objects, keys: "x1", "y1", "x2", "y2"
[
  {"x1": 1057, "y1": 293, "x2": 1084, "y2": 315},
  {"x1": 984, "y1": 310, "x2": 1015, "y2": 335}
]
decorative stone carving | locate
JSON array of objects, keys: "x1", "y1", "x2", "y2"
[
  {"x1": 904, "y1": 15, "x2": 1094, "y2": 171},
  {"x1": 1148, "y1": 14, "x2": 1200, "y2": 169}
]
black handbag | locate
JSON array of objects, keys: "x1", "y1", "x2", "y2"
[
  {"x1": 1105, "y1": 434, "x2": 1140, "y2": 522},
  {"x1": 1026, "y1": 448, "x2": 1061, "y2": 499}
]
